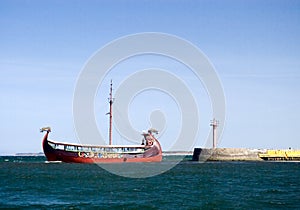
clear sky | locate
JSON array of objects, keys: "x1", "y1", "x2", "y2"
[{"x1": 1, "y1": 0, "x2": 299, "y2": 154}]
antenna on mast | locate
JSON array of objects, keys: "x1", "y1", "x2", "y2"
[{"x1": 108, "y1": 80, "x2": 114, "y2": 145}]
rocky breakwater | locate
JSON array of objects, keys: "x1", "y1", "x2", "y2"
[{"x1": 192, "y1": 148, "x2": 266, "y2": 161}]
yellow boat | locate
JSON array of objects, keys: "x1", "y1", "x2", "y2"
[{"x1": 259, "y1": 149, "x2": 300, "y2": 161}]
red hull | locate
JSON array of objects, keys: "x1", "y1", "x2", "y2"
[{"x1": 42, "y1": 130, "x2": 162, "y2": 163}]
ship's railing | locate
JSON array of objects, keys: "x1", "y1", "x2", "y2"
[{"x1": 48, "y1": 141, "x2": 145, "y2": 154}]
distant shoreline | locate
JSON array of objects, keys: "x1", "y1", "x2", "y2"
[
  {"x1": 2, "y1": 151, "x2": 194, "y2": 157},
  {"x1": 13, "y1": 152, "x2": 44, "y2": 156}
]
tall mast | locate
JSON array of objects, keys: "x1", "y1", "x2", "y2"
[{"x1": 108, "y1": 80, "x2": 113, "y2": 145}]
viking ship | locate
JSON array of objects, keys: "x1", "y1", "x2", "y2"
[{"x1": 41, "y1": 81, "x2": 162, "y2": 163}]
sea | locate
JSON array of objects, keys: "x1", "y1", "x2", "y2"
[{"x1": 0, "y1": 156, "x2": 299, "y2": 209}]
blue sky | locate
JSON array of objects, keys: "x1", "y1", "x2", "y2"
[{"x1": 1, "y1": 0, "x2": 299, "y2": 154}]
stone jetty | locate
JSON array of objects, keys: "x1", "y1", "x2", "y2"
[{"x1": 192, "y1": 148, "x2": 266, "y2": 161}]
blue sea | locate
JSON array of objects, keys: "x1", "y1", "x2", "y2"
[{"x1": 0, "y1": 156, "x2": 299, "y2": 209}]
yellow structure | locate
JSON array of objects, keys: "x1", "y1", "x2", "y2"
[{"x1": 259, "y1": 149, "x2": 300, "y2": 161}]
